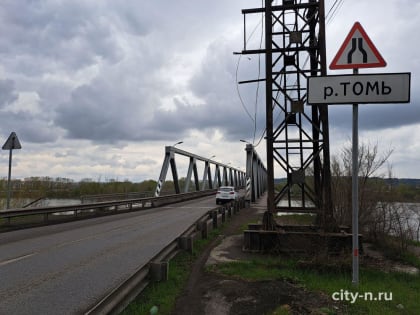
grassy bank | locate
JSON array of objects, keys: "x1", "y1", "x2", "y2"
[
  {"x1": 121, "y1": 215, "x2": 420, "y2": 315},
  {"x1": 121, "y1": 228, "x2": 222, "y2": 315},
  {"x1": 208, "y1": 256, "x2": 420, "y2": 314}
]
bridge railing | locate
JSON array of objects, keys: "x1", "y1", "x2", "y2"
[
  {"x1": 0, "y1": 189, "x2": 217, "y2": 230},
  {"x1": 80, "y1": 191, "x2": 154, "y2": 203}
]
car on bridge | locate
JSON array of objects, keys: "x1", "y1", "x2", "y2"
[{"x1": 216, "y1": 186, "x2": 238, "y2": 204}]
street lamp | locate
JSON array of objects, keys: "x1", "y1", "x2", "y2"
[{"x1": 173, "y1": 141, "x2": 183, "y2": 147}]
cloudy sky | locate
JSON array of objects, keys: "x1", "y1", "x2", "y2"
[{"x1": 0, "y1": 0, "x2": 418, "y2": 183}]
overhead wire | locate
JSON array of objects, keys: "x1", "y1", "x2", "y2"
[
  {"x1": 235, "y1": 4, "x2": 265, "y2": 125},
  {"x1": 326, "y1": 0, "x2": 345, "y2": 25},
  {"x1": 252, "y1": 0, "x2": 265, "y2": 144}
]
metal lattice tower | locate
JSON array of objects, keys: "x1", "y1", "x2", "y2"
[{"x1": 241, "y1": 0, "x2": 334, "y2": 229}]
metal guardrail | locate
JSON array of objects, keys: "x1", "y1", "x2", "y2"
[
  {"x1": 85, "y1": 197, "x2": 245, "y2": 315},
  {"x1": 0, "y1": 189, "x2": 218, "y2": 229},
  {"x1": 80, "y1": 191, "x2": 154, "y2": 203},
  {"x1": 22, "y1": 197, "x2": 46, "y2": 208}
]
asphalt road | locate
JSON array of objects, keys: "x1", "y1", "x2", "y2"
[{"x1": 0, "y1": 195, "x2": 219, "y2": 315}]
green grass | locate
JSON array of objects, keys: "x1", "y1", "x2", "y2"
[
  {"x1": 122, "y1": 227, "x2": 223, "y2": 315},
  {"x1": 400, "y1": 252, "x2": 420, "y2": 270},
  {"x1": 122, "y1": 251, "x2": 192, "y2": 315},
  {"x1": 208, "y1": 256, "x2": 420, "y2": 315},
  {"x1": 408, "y1": 239, "x2": 420, "y2": 247}
]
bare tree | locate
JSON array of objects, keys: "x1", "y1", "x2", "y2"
[
  {"x1": 332, "y1": 141, "x2": 393, "y2": 229},
  {"x1": 331, "y1": 141, "x2": 420, "y2": 256}
]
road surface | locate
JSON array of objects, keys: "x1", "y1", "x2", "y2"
[{"x1": 0, "y1": 195, "x2": 218, "y2": 314}]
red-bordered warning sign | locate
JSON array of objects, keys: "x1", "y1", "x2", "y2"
[{"x1": 330, "y1": 22, "x2": 386, "y2": 70}]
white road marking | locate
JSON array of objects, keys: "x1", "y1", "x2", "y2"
[{"x1": 0, "y1": 253, "x2": 36, "y2": 267}]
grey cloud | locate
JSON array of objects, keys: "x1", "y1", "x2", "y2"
[
  {"x1": 54, "y1": 69, "x2": 161, "y2": 142},
  {"x1": 328, "y1": 99, "x2": 420, "y2": 133},
  {"x1": 0, "y1": 0, "x2": 151, "y2": 75},
  {"x1": 1, "y1": 0, "x2": 417, "y2": 148},
  {"x1": 0, "y1": 79, "x2": 18, "y2": 108},
  {"x1": 0, "y1": 0, "x2": 257, "y2": 146},
  {"x1": 184, "y1": 38, "x2": 266, "y2": 140},
  {"x1": 0, "y1": 111, "x2": 59, "y2": 143}
]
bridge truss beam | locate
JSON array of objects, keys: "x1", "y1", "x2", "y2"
[
  {"x1": 245, "y1": 144, "x2": 267, "y2": 203},
  {"x1": 155, "y1": 146, "x2": 246, "y2": 197}
]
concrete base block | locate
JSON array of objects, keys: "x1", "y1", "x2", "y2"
[
  {"x1": 243, "y1": 230, "x2": 362, "y2": 254},
  {"x1": 178, "y1": 236, "x2": 194, "y2": 253},
  {"x1": 221, "y1": 209, "x2": 226, "y2": 223},
  {"x1": 201, "y1": 219, "x2": 213, "y2": 239},
  {"x1": 216, "y1": 214, "x2": 223, "y2": 228},
  {"x1": 227, "y1": 207, "x2": 232, "y2": 218},
  {"x1": 149, "y1": 261, "x2": 169, "y2": 281}
]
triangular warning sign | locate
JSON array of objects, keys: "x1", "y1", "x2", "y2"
[
  {"x1": 330, "y1": 22, "x2": 386, "y2": 70},
  {"x1": 2, "y1": 132, "x2": 22, "y2": 150}
]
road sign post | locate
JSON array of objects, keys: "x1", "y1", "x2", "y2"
[
  {"x1": 351, "y1": 68, "x2": 359, "y2": 285},
  {"x1": 307, "y1": 21, "x2": 411, "y2": 286},
  {"x1": 2, "y1": 132, "x2": 22, "y2": 209}
]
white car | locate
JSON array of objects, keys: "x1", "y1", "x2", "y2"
[{"x1": 216, "y1": 186, "x2": 238, "y2": 204}]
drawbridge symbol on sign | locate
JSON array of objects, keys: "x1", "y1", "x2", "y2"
[{"x1": 330, "y1": 22, "x2": 386, "y2": 70}]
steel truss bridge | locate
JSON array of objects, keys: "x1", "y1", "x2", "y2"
[{"x1": 154, "y1": 145, "x2": 267, "y2": 202}]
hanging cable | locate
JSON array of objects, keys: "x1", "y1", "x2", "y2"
[
  {"x1": 253, "y1": 0, "x2": 265, "y2": 145},
  {"x1": 235, "y1": 5, "x2": 265, "y2": 124},
  {"x1": 235, "y1": 55, "x2": 255, "y2": 123},
  {"x1": 236, "y1": 0, "x2": 266, "y2": 142}
]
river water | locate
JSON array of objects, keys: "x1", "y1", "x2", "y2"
[{"x1": 0, "y1": 198, "x2": 81, "y2": 210}]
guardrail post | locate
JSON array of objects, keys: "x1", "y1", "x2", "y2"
[{"x1": 212, "y1": 210, "x2": 218, "y2": 229}]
